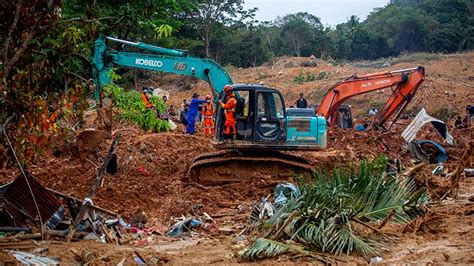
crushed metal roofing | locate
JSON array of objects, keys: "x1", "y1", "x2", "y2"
[{"x1": 3, "y1": 172, "x2": 62, "y2": 225}]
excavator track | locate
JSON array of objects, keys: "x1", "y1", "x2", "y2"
[{"x1": 186, "y1": 150, "x2": 314, "y2": 185}]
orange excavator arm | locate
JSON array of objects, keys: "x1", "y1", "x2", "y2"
[{"x1": 316, "y1": 66, "x2": 425, "y2": 128}]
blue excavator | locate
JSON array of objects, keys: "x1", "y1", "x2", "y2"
[{"x1": 92, "y1": 36, "x2": 425, "y2": 183}]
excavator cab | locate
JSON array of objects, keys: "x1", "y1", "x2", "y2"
[{"x1": 215, "y1": 85, "x2": 287, "y2": 143}]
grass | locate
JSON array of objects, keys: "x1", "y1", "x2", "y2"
[{"x1": 391, "y1": 52, "x2": 443, "y2": 65}]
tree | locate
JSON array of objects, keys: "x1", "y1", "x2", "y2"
[
  {"x1": 1, "y1": 0, "x2": 58, "y2": 85},
  {"x1": 365, "y1": 4, "x2": 434, "y2": 55},
  {"x1": 189, "y1": 0, "x2": 257, "y2": 58},
  {"x1": 1, "y1": 0, "x2": 90, "y2": 160},
  {"x1": 278, "y1": 12, "x2": 323, "y2": 57}
]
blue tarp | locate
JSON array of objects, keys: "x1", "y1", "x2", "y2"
[{"x1": 409, "y1": 140, "x2": 448, "y2": 164}]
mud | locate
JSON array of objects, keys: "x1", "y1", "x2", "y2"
[{"x1": 0, "y1": 52, "x2": 473, "y2": 264}]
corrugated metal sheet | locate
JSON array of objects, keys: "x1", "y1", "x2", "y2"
[
  {"x1": 401, "y1": 108, "x2": 454, "y2": 145},
  {"x1": 4, "y1": 172, "x2": 61, "y2": 225}
]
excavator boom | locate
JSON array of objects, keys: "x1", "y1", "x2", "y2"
[
  {"x1": 92, "y1": 35, "x2": 233, "y2": 99},
  {"x1": 316, "y1": 66, "x2": 425, "y2": 128}
]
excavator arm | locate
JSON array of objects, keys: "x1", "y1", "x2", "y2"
[
  {"x1": 316, "y1": 66, "x2": 425, "y2": 128},
  {"x1": 92, "y1": 36, "x2": 233, "y2": 99}
]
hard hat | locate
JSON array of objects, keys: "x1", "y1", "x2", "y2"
[
  {"x1": 205, "y1": 95, "x2": 211, "y2": 100},
  {"x1": 224, "y1": 85, "x2": 232, "y2": 93}
]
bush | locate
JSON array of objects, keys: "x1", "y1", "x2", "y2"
[
  {"x1": 104, "y1": 73, "x2": 170, "y2": 132},
  {"x1": 294, "y1": 71, "x2": 328, "y2": 83}
]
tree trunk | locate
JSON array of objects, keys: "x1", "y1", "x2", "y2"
[
  {"x1": 3, "y1": 0, "x2": 54, "y2": 82},
  {"x1": 204, "y1": 31, "x2": 211, "y2": 58},
  {"x1": 3, "y1": 0, "x2": 24, "y2": 67}
]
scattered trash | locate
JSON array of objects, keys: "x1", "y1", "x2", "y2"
[
  {"x1": 408, "y1": 140, "x2": 448, "y2": 164},
  {"x1": 234, "y1": 235, "x2": 247, "y2": 243},
  {"x1": 465, "y1": 168, "x2": 474, "y2": 177},
  {"x1": 250, "y1": 196, "x2": 275, "y2": 223},
  {"x1": 370, "y1": 256, "x2": 384, "y2": 264},
  {"x1": 274, "y1": 182, "x2": 301, "y2": 206},
  {"x1": 432, "y1": 163, "x2": 445, "y2": 176},
  {"x1": 167, "y1": 216, "x2": 202, "y2": 237},
  {"x1": 10, "y1": 250, "x2": 61, "y2": 265},
  {"x1": 133, "y1": 251, "x2": 146, "y2": 265},
  {"x1": 106, "y1": 153, "x2": 118, "y2": 175},
  {"x1": 402, "y1": 108, "x2": 454, "y2": 145},
  {"x1": 138, "y1": 166, "x2": 149, "y2": 176},
  {"x1": 251, "y1": 182, "x2": 301, "y2": 223}
]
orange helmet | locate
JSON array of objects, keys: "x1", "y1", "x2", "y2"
[
  {"x1": 224, "y1": 85, "x2": 232, "y2": 93},
  {"x1": 205, "y1": 95, "x2": 211, "y2": 100}
]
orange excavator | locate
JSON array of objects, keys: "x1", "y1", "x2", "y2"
[{"x1": 316, "y1": 66, "x2": 425, "y2": 129}]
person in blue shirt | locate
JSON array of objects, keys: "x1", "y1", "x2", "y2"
[
  {"x1": 355, "y1": 123, "x2": 368, "y2": 131},
  {"x1": 186, "y1": 93, "x2": 207, "y2": 135}
]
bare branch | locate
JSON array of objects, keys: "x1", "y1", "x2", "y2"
[
  {"x1": 3, "y1": 0, "x2": 55, "y2": 80},
  {"x1": 3, "y1": 0, "x2": 24, "y2": 67}
]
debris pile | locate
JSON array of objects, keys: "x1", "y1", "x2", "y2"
[{"x1": 242, "y1": 159, "x2": 429, "y2": 261}]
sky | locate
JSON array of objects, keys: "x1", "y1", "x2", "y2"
[{"x1": 243, "y1": 0, "x2": 390, "y2": 26}]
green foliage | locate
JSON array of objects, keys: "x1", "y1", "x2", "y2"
[
  {"x1": 294, "y1": 71, "x2": 305, "y2": 84},
  {"x1": 243, "y1": 238, "x2": 292, "y2": 259},
  {"x1": 1, "y1": 0, "x2": 90, "y2": 161},
  {"x1": 278, "y1": 12, "x2": 324, "y2": 57},
  {"x1": 294, "y1": 71, "x2": 328, "y2": 83},
  {"x1": 104, "y1": 70, "x2": 170, "y2": 132},
  {"x1": 243, "y1": 157, "x2": 429, "y2": 260}
]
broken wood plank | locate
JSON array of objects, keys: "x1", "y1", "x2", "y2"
[
  {"x1": 0, "y1": 241, "x2": 36, "y2": 250},
  {"x1": 70, "y1": 247, "x2": 82, "y2": 261},
  {"x1": 100, "y1": 224, "x2": 114, "y2": 244},
  {"x1": 0, "y1": 233, "x2": 41, "y2": 242},
  {"x1": 403, "y1": 162, "x2": 426, "y2": 176},
  {"x1": 47, "y1": 188, "x2": 117, "y2": 217}
]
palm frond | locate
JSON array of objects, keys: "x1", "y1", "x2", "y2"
[
  {"x1": 244, "y1": 156, "x2": 429, "y2": 261},
  {"x1": 242, "y1": 238, "x2": 293, "y2": 260}
]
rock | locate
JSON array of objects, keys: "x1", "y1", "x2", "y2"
[{"x1": 139, "y1": 143, "x2": 147, "y2": 153}]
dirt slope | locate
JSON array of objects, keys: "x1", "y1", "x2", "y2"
[{"x1": 152, "y1": 52, "x2": 473, "y2": 120}]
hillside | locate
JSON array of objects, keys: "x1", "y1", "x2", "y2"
[{"x1": 149, "y1": 52, "x2": 473, "y2": 121}]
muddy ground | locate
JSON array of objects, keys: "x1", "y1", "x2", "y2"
[{"x1": 0, "y1": 53, "x2": 473, "y2": 264}]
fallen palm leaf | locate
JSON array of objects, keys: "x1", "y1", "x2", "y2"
[{"x1": 244, "y1": 156, "x2": 429, "y2": 260}]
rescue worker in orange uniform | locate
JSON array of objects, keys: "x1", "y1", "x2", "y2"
[
  {"x1": 218, "y1": 85, "x2": 237, "y2": 142},
  {"x1": 141, "y1": 87, "x2": 154, "y2": 109},
  {"x1": 202, "y1": 95, "x2": 215, "y2": 137}
]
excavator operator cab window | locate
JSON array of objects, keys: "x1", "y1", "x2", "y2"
[
  {"x1": 234, "y1": 89, "x2": 253, "y2": 140},
  {"x1": 255, "y1": 91, "x2": 286, "y2": 141}
]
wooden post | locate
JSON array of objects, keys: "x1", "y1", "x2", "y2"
[{"x1": 67, "y1": 134, "x2": 121, "y2": 241}]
